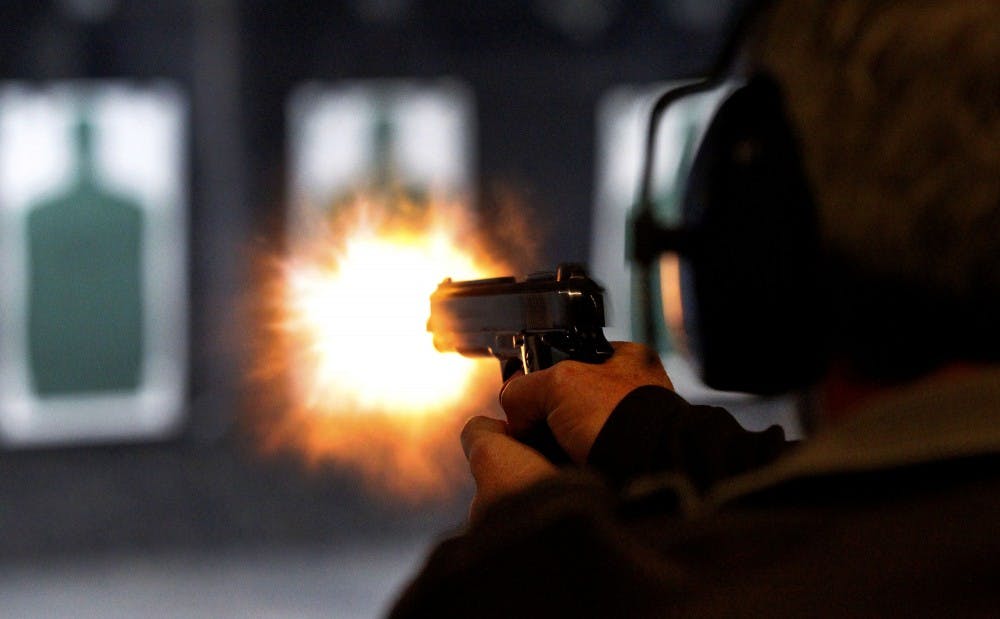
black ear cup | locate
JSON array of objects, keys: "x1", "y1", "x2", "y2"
[{"x1": 677, "y1": 74, "x2": 825, "y2": 394}]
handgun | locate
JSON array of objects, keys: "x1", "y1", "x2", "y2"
[{"x1": 428, "y1": 263, "x2": 614, "y2": 462}]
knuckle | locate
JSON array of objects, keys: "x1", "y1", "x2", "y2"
[
  {"x1": 462, "y1": 416, "x2": 501, "y2": 457},
  {"x1": 466, "y1": 434, "x2": 501, "y2": 471},
  {"x1": 549, "y1": 359, "x2": 582, "y2": 385},
  {"x1": 502, "y1": 371, "x2": 536, "y2": 403},
  {"x1": 460, "y1": 416, "x2": 483, "y2": 440},
  {"x1": 547, "y1": 364, "x2": 570, "y2": 395}
]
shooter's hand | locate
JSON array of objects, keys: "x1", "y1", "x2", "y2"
[
  {"x1": 461, "y1": 416, "x2": 558, "y2": 523},
  {"x1": 500, "y1": 342, "x2": 673, "y2": 464}
]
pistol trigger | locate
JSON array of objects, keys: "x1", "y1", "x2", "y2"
[{"x1": 520, "y1": 334, "x2": 556, "y2": 373}]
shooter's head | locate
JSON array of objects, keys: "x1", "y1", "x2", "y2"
[{"x1": 650, "y1": 0, "x2": 999, "y2": 392}]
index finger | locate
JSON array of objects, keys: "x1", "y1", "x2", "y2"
[
  {"x1": 497, "y1": 364, "x2": 562, "y2": 436},
  {"x1": 462, "y1": 418, "x2": 558, "y2": 523}
]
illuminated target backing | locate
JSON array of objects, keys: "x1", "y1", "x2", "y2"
[
  {"x1": 0, "y1": 83, "x2": 188, "y2": 446},
  {"x1": 287, "y1": 79, "x2": 475, "y2": 238}
]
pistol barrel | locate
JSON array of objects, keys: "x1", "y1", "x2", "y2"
[{"x1": 428, "y1": 264, "x2": 613, "y2": 366}]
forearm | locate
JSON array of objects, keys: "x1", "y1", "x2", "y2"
[
  {"x1": 391, "y1": 387, "x2": 792, "y2": 617},
  {"x1": 389, "y1": 472, "x2": 674, "y2": 619}
]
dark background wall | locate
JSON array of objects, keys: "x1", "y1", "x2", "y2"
[
  {"x1": 0, "y1": 0, "x2": 744, "y2": 559},
  {"x1": 241, "y1": 0, "x2": 744, "y2": 265}
]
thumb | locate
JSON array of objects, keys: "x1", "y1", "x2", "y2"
[{"x1": 461, "y1": 416, "x2": 557, "y2": 522}]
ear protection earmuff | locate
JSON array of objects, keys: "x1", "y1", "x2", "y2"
[
  {"x1": 679, "y1": 74, "x2": 825, "y2": 393},
  {"x1": 632, "y1": 73, "x2": 826, "y2": 395}
]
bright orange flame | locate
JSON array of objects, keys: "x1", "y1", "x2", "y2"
[{"x1": 254, "y1": 194, "x2": 507, "y2": 501}]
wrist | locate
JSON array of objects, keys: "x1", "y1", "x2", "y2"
[{"x1": 586, "y1": 385, "x2": 686, "y2": 489}]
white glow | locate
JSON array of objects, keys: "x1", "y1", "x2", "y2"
[
  {"x1": 290, "y1": 86, "x2": 372, "y2": 204},
  {"x1": 395, "y1": 83, "x2": 473, "y2": 191},
  {"x1": 284, "y1": 227, "x2": 489, "y2": 414},
  {"x1": 0, "y1": 88, "x2": 72, "y2": 211}
]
